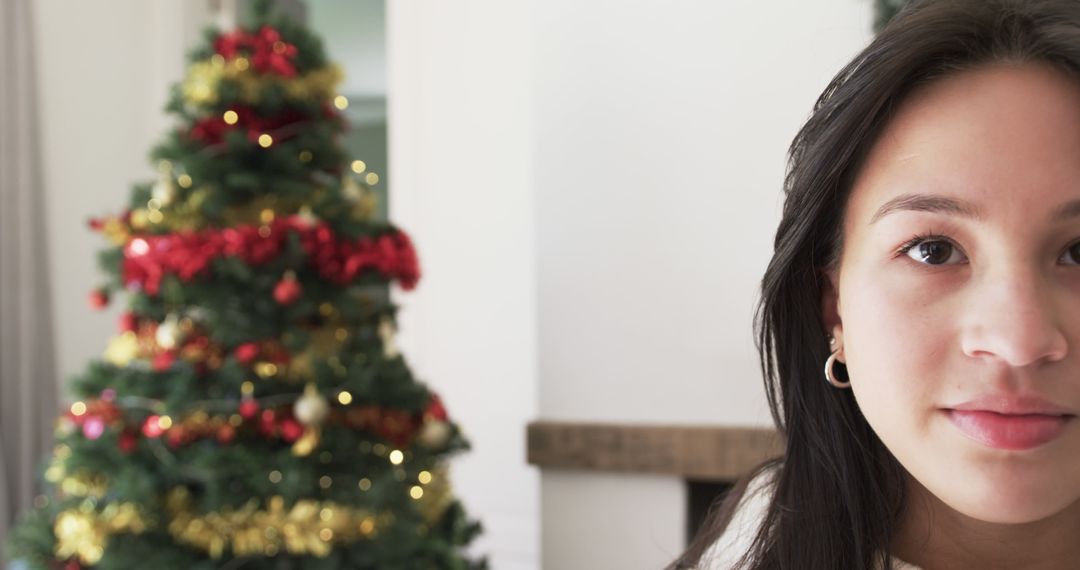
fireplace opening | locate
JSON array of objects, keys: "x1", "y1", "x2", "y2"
[{"x1": 686, "y1": 479, "x2": 734, "y2": 545}]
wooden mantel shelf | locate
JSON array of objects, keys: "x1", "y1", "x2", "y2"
[{"x1": 526, "y1": 421, "x2": 782, "y2": 482}]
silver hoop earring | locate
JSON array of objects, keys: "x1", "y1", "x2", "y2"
[{"x1": 824, "y1": 349, "x2": 851, "y2": 389}]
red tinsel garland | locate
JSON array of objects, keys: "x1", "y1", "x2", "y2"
[
  {"x1": 214, "y1": 25, "x2": 299, "y2": 77},
  {"x1": 116, "y1": 217, "x2": 420, "y2": 296}
]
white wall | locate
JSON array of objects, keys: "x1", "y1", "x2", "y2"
[
  {"x1": 387, "y1": 2, "x2": 541, "y2": 569},
  {"x1": 34, "y1": 0, "x2": 212, "y2": 395},
  {"x1": 532, "y1": 1, "x2": 873, "y2": 568}
]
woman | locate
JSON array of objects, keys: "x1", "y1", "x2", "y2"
[{"x1": 670, "y1": 0, "x2": 1080, "y2": 568}]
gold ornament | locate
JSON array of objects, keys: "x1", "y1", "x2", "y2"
[
  {"x1": 104, "y1": 332, "x2": 139, "y2": 367},
  {"x1": 291, "y1": 425, "x2": 322, "y2": 457}
]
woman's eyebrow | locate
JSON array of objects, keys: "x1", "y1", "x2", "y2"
[
  {"x1": 869, "y1": 193, "x2": 1080, "y2": 224},
  {"x1": 870, "y1": 193, "x2": 981, "y2": 224}
]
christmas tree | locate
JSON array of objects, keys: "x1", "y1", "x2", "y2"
[
  {"x1": 875, "y1": 0, "x2": 910, "y2": 32},
  {"x1": 6, "y1": 2, "x2": 485, "y2": 568}
]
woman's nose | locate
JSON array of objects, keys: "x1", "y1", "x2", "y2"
[{"x1": 959, "y1": 267, "x2": 1069, "y2": 367}]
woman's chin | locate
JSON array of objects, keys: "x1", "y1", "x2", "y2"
[{"x1": 928, "y1": 465, "x2": 1080, "y2": 524}]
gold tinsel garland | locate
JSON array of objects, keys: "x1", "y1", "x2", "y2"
[
  {"x1": 52, "y1": 465, "x2": 455, "y2": 564},
  {"x1": 182, "y1": 56, "x2": 343, "y2": 108},
  {"x1": 54, "y1": 504, "x2": 146, "y2": 565}
]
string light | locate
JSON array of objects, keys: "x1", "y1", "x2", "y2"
[
  {"x1": 359, "y1": 517, "x2": 375, "y2": 535},
  {"x1": 337, "y1": 391, "x2": 353, "y2": 405},
  {"x1": 255, "y1": 363, "x2": 278, "y2": 378},
  {"x1": 70, "y1": 402, "x2": 87, "y2": 416},
  {"x1": 268, "y1": 470, "x2": 282, "y2": 483},
  {"x1": 358, "y1": 478, "x2": 371, "y2": 491},
  {"x1": 418, "y1": 471, "x2": 432, "y2": 484},
  {"x1": 409, "y1": 486, "x2": 424, "y2": 500},
  {"x1": 350, "y1": 160, "x2": 366, "y2": 174},
  {"x1": 299, "y1": 150, "x2": 313, "y2": 163},
  {"x1": 365, "y1": 172, "x2": 379, "y2": 185},
  {"x1": 319, "y1": 476, "x2": 332, "y2": 489},
  {"x1": 235, "y1": 57, "x2": 250, "y2": 71},
  {"x1": 258, "y1": 134, "x2": 273, "y2": 148},
  {"x1": 223, "y1": 110, "x2": 239, "y2": 125},
  {"x1": 177, "y1": 174, "x2": 193, "y2": 188},
  {"x1": 334, "y1": 95, "x2": 349, "y2": 110},
  {"x1": 389, "y1": 450, "x2": 404, "y2": 465}
]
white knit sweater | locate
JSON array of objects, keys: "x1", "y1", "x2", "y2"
[{"x1": 697, "y1": 468, "x2": 921, "y2": 570}]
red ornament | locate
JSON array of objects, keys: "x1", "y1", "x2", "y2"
[
  {"x1": 153, "y1": 351, "x2": 176, "y2": 372},
  {"x1": 273, "y1": 273, "x2": 302, "y2": 305},
  {"x1": 166, "y1": 426, "x2": 188, "y2": 448},
  {"x1": 238, "y1": 398, "x2": 260, "y2": 420},
  {"x1": 88, "y1": 289, "x2": 109, "y2": 310},
  {"x1": 118, "y1": 312, "x2": 137, "y2": 332},
  {"x1": 280, "y1": 418, "x2": 304, "y2": 442},
  {"x1": 118, "y1": 431, "x2": 138, "y2": 453},
  {"x1": 258, "y1": 409, "x2": 278, "y2": 437},
  {"x1": 234, "y1": 342, "x2": 260, "y2": 364}
]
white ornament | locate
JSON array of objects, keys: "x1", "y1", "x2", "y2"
[
  {"x1": 342, "y1": 176, "x2": 364, "y2": 202},
  {"x1": 378, "y1": 317, "x2": 399, "y2": 358},
  {"x1": 417, "y1": 419, "x2": 451, "y2": 449},
  {"x1": 155, "y1": 315, "x2": 182, "y2": 350},
  {"x1": 293, "y1": 206, "x2": 319, "y2": 228},
  {"x1": 151, "y1": 177, "x2": 178, "y2": 206},
  {"x1": 294, "y1": 384, "x2": 330, "y2": 426}
]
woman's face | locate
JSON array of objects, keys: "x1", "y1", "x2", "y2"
[{"x1": 824, "y1": 62, "x2": 1080, "y2": 524}]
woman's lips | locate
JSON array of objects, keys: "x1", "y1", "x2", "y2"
[{"x1": 946, "y1": 409, "x2": 1070, "y2": 451}]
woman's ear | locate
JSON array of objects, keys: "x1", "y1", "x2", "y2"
[{"x1": 820, "y1": 267, "x2": 843, "y2": 345}]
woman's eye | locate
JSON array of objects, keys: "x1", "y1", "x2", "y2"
[
  {"x1": 904, "y1": 239, "x2": 965, "y2": 265},
  {"x1": 1061, "y1": 243, "x2": 1080, "y2": 265}
]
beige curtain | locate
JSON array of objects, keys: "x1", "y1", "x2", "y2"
[{"x1": 0, "y1": 0, "x2": 60, "y2": 562}]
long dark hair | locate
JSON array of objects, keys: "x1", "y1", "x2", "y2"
[{"x1": 669, "y1": 1, "x2": 1080, "y2": 568}]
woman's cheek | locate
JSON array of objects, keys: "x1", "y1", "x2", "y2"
[{"x1": 842, "y1": 266, "x2": 951, "y2": 400}]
